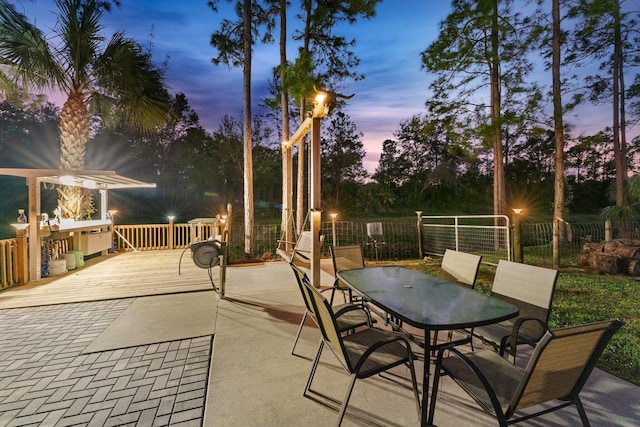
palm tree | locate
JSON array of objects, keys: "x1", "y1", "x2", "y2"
[{"x1": 0, "y1": 0, "x2": 169, "y2": 220}]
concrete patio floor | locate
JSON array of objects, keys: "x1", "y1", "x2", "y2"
[
  {"x1": 206, "y1": 260, "x2": 639, "y2": 427},
  {"x1": 0, "y1": 252, "x2": 638, "y2": 426}
]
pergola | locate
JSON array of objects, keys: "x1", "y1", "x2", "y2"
[
  {"x1": 279, "y1": 93, "x2": 330, "y2": 288},
  {"x1": 0, "y1": 168, "x2": 155, "y2": 281}
]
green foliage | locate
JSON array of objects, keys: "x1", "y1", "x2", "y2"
[
  {"x1": 0, "y1": 0, "x2": 170, "y2": 134},
  {"x1": 321, "y1": 110, "x2": 367, "y2": 210},
  {"x1": 550, "y1": 271, "x2": 640, "y2": 384}
]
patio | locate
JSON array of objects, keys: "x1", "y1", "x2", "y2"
[{"x1": 0, "y1": 250, "x2": 638, "y2": 426}]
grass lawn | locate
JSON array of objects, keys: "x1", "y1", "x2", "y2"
[{"x1": 370, "y1": 257, "x2": 640, "y2": 386}]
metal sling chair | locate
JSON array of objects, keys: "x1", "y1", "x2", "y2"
[
  {"x1": 329, "y1": 244, "x2": 365, "y2": 305},
  {"x1": 289, "y1": 262, "x2": 371, "y2": 355},
  {"x1": 471, "y1": 259, "x2": 559, "y2": 362},
  {"x1": 432, "y1": 249, "x2": 483, "y2": 348},
  {"x1": 303, "y1": 279, "x2": 421, "y2": 426},
  {"x1": 429, "y1": 319, "x2": 624, "y2": 426}
]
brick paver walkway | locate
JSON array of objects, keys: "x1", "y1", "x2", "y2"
[{"x1": 0, "y1": 299, "x2": 211, "y2": 426}]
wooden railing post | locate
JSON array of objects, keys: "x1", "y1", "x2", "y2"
[
  {"x1": 15, "y1": 226, "x2": 29, "y2": 284},
  {"x1": 168, "y1": 216, "x2": 175, "y2": 249}
]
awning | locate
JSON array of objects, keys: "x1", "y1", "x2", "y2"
[{"x1": 0, "y1": 168, "x2": 156, "y2": 189}]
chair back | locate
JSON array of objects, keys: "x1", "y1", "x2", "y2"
[
  {"x1": 439, "y1": 249, "x2": 482, "y2": 288},
  {"x1": 330, "y1": 245, "x2": 365, "y2": 289},
  {"x1": 290, "y1": 263, "x2": 315, "y2": 315},
  {"x1": 492, "y1": 260, "x2": 558, "y2": 323},
  {"x1": 304, "y1": 280, "x2": 350, "y2": 369},
  {"x1": 366, "y1": 222, "x2": 384, "y2": 241},
  {"x1": 510, "y1": 319, "x2": 624, "y2": 414}
]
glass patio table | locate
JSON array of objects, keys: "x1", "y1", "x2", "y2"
[{"x1": 337, "y1": 265, "x2": 519, "y2": 426}]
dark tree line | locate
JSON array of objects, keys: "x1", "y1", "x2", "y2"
[{"x1": 4, "y1": 0, "x2": 640, "y2": 240}]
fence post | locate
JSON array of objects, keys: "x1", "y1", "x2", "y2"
[
  {"x1": 416, "y1": 211, "x2": 423, "y2": 258},
  {"x1": 605, "y1": 219, "x2": 612, "y2": 242}
]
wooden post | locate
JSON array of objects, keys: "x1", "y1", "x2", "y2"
[
  {"x1": 27, "y1": 175, "x2": 40, "y2": 281},
  {"x1": 513, "y1": 212, "x2": 523, "y2": 263},
  {"x1": 605, "y1": 219, "x2": 612, "y2": 242},
  {"x1": 168, "y1": 216, "x2": 175, "y2": 250},
  {"x1": 310, "y1": 117, "x2": 322, "y2": 288},
  {"x1": 15, "y1": 225, "x2": 29, "y2": 285}
]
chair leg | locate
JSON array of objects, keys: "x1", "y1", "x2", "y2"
[
  {"x1": 304, "y1": 340, "x2": 324, "y2": 396},
  {"x1": 291, "y1": 311, "x2": 308, "y2": 355},
  {"x1": 336, "y1": 373, "x2": 357, "y2": 426},
  {"x1": 574, "y1": 396, "x2": 591, "y2": 427}
]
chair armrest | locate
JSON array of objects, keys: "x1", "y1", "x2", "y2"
[
  {"x1": 433, "y1": 346, "x2": 507, "y2": 419},
  {"x1": 353, "y1": 334, "x2": 412, "y2": 372},
  {"x1": 333, "y1": 303, "x2": 371, "y2": 321},
  {"x1": 500, "y1": 317, "x2": 546, "y2": 355}
]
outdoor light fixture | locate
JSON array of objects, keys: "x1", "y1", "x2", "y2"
[
  {"x1": 59, "y1": 175, "x2": 98, "y2": 189},
  {"x1": 512, "y1": 208, "x2": 524, "y2": 262},
  {"x1": 167, "y1": 215, "x2": 175, "y2": 221},
  {"x1": 59, "y1": 175, "x2": 76, "y2": 186},
  {"x1": 10, "y1": 223, "x2": 29, "y2": 231},
  {"x1": 108, "y1": 209, "x2": 118, "y2": 221},
  {"x1": 330, "y1": 212, "x2": 338, "y2": 247},
  {"x1": 314, "y1": 92, "x2": 327, "y2": 104}
]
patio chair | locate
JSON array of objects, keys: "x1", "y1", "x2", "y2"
[
  {"x1": 303, "y1": 279, "x2": 421, "y2": 426},
  {"x1": 290, "y1": 263, "x2": 371, "y2": 355},
  {"x1": 428, "y1": 319, "x2": 624, "y2": 426},
  {"x1": 471, "y1": 259, "x2": 559, "y2": 362},
  {"x1": 329, "y1": 245, "x2": 366, "y2": 304},
  {"x1": 439, "y1": 249, "x2": 482, "y2": 287},
  {"x1": 432, "y1": 249, "x2": 482, "y2": 348}
]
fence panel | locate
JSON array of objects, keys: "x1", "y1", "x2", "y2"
[
  {"x1": 522, "y1": 222, "x2": 606, "y2": 267},
  {"x1": 107, "y1": 219, "x2": 615, "y2": 267},
  {"x1": 420, "y1": 215, "x2": 511, "y2": 265}
]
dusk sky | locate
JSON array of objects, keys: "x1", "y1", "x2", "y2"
[{"x1": 13, "y1": 0, "x2": 621, "y2": 173}]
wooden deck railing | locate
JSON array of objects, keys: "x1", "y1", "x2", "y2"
[
  {"x1": 0, "y1": 237, "x2": 19, "y2": 289},
  {"x1": 1, "y1": 219, "x2": 420, "y2": 287},
  {"x1": 113, "y1": 223, "x2": 218, "y2": 251}
]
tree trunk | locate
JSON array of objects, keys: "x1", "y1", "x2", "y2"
[
  {"x1": 551, "y1": 0, "x2": 565, "y2": 269},
  {"x1": 243, "y1": 0, "x2": 254, "y2": 258},
  {"x1": 296, "y1": 1, "x2": 312, "y2": 236},
  {"x1": 279, "y1": 0, "x2": 293, "y2": 250},
  {"x1": 612, "y1": 0, "x2": 627, "y2": 207},
  {"x1": 58, "y1": 93, "x2": 90, "y2": 220},
  {"x1": 490, "y1": 1, "x2": 507, "y2": 248}
]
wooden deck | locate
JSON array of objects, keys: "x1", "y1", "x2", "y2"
[{"x1": 0, "y1": 250, "x2": 216, "y2": 309}]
